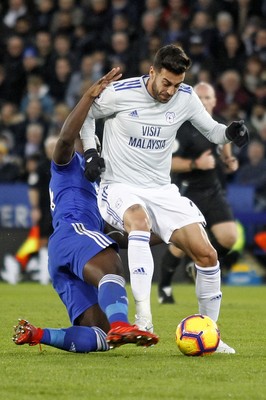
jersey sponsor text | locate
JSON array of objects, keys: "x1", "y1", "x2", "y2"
[{"x1": 129, "y1": 137, "x2": 166, "y2": 150}]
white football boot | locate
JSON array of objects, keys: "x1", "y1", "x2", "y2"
[
  {"x1": 216, "y1": 339, "x2": 236, "y2": 354},
  {"x1": 134, "y1": 315, "x2": 154, "y2": 333}
]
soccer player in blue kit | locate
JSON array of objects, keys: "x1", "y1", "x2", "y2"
[{"x1": 12, "y1": 68, "x2": 159, "y2": 352}]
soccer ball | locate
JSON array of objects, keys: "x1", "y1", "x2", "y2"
[{"x1": 175, "y1": 314, "x2": 220, "y2": 356}]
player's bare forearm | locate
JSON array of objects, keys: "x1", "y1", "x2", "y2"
[{"x1": 53, "y1": 68, "x2": 122, "y2": 165}]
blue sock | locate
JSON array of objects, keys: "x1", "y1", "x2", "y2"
[
  {"x1": 41, "y1": 326, "x2": 108, "y2": 353},
  {"x1": 98, "y1": 274, "x2": 129, "y2": 324}
]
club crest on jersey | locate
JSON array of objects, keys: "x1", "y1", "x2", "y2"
[
  {"x1": 115, "y1": 198, "x2": 123, "y2": 209},
  {"x1": 165, "y1": 112, "x2": 175, "y2": 124}
]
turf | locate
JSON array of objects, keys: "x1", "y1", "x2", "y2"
[{"x1": 1, "y1": 282, "x2": 265, "y2": 400}]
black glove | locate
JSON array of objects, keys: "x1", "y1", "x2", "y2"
[
  {"x1": 225, "y1": 120, "x2": 249, "y2": 148},
  {"x1": 84, "y1": 149, "x2": 105, "y2": 182}
]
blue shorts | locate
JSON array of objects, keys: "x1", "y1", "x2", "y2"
[{"x1": 48, "y1": 221, "x2": 118, "y2": 324}]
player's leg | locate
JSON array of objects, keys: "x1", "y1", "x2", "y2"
[
  {"x1": 13, "y1": 274, "x2": 158, "y2": 352},
  {"x1": 171, "y1": 223, "x2": 222, "y2": 321},
  {"x1": 83, "y1": 247, "x2": 130, "y2": 327},
  {"x1": 66, "y1": 222, "x2": 158, "y2": 347},
  {"x1": 13, "y1": 238, "x2": 116, "y2": 352},
  {"x1": 123, "y1": 204, "x2": 154, "y2": 332},
  {"x1": 13, "y1": 268, "x2": 110, "y2": 353},
  {"x1": 13, "y1": 308, "x2": 109, "y2": 353},
  {"x1": 48, "y1": 223, "x2": 129, "y2": 330},
  {"x1": 83, "y1": 245, "x2": 158, "y2": 347},
  {"x1": 158, "y1": 244, "x2": 184, "y2": 304},
  {"x1": 148, "y1": 184, "x2": 220, "y2": 321},
  {"x1": 158, "y1": 201, "x2": 238, "y2": 303},
  {"x1": 13, "y1": 279, "x2": 110, "y2": 352},
  {"x1": 145, "y1": 185, "x2": 215, "y2": 312},
  {"x1": 98, "y1": 183, "x2": 155, "y2": 332},
  {"x1": 153, "y1": 185, "x2": 235, "y2": 353},
  {"x1": 170, "y1": 224, "x2": 235, "y2": 354}
]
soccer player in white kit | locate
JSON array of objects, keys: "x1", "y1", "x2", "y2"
[{"x1": 80, "y1": 45, "x2": 249, "y2": 353}]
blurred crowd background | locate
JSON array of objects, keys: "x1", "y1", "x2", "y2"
[
  {"x1": 0, "y1": 0, "x2": 265, "y2": 184},
  {"x1": 0, "y1": 1, "x2": 266, "y2": 279}
]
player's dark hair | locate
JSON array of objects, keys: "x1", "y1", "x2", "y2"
[{"x1": 153, "y1": 45, "x2": 191, "y2": 74}]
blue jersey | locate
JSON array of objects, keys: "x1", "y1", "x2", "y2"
[
  {"x1": 49, "y1": 152, "x2": 104, "y2": 231},
  {"x1": 48, "y1": 153, "x2": 118, "y2": 324}
]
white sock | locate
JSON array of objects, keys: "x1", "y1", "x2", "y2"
[
  {"x1": 128, "y1": 231, "x2": 153, "y2": 320},
  {"x1": 195, "y1": 263, "x2": 222, "y2": 322}
]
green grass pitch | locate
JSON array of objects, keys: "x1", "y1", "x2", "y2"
[{"x1": 1, "y1": 282, "x2": 266, "y2": 400}]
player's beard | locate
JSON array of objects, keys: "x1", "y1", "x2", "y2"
[{"x1": 151, "y1": 80, "x2": 172, "y2": 103}]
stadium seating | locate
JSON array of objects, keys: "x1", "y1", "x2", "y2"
[{"x1": 226, "y1": 184, "x2": 266, "y2": 247}]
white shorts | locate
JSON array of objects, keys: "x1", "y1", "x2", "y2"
[{"x1": 98, "y1": 183, "x2": 205, "y2": 243}]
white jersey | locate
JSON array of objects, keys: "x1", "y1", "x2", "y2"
[{"x1": 87, "y1": 75, "x2": 229, "y2": 188}]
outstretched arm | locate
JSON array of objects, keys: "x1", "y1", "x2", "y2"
[{"x1": 53, "y1": 67, "x2": 122, "y2": 165}]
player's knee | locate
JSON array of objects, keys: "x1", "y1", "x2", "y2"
[
  {"x1": 195, "y1": 245, "x2": 217, "y2": 267},
  {"x1": 124, "y1": 204, "x2": 151, "y2": 232}
]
